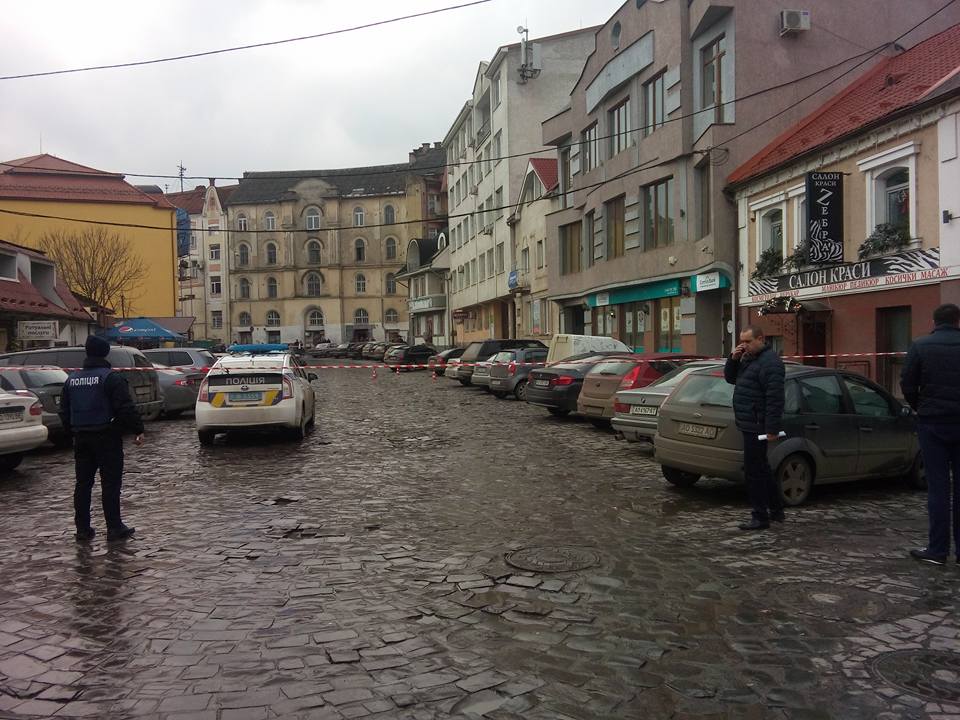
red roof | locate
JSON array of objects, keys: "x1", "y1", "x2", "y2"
[
  {"x1": 529, "y1": 158, "x2": 559, "y2": 191},
  {"x1": 0, "y1": 241, "x2": 90, "y2": 321},
  {"x1": 165, "y1": 184, "x2": 240, "y2": 215},
  {"x1": 728, "y1": 24, "x2": 960, "y2": 186},
  {"x1": 0, "y1": 154, "x2": 174, "y2": 208}
]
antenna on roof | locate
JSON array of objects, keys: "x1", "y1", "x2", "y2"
[{"x1": 178, "y1": 163, "x2": 186, "y2": 192}]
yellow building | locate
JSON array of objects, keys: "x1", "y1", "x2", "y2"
[{"x1": 0, "y1": 154, "x2": 178, "y2": 317}]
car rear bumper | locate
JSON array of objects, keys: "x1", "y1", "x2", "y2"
[
  {"x1": 163, "y1": 385, "x2": 199, "y2": 413},
  {"x1": 0, "y1": 424, "x2": 48, "y2": 454},
  {"x1": 578, "y1": 399, "x2": 613, "y2": 418},
  {"x1": 525, "y1": 386, "x2": 578, "y2": 411},
  {"x1": 195, "y1": 401, "x2": 298, "y2": 431},
  {"x1": 654, "y1": 434, "x2": 744, "y2": 481},
  {"x1": 611, "y1": 415, "x2": 656, "y2": 442},
  {"x1": 472, "y1": 374, "x2": 492, "y2": 387},
  {"x1": 488, "y1": 376, "x2": 518, "y2": 393},
  {"x1": 444, "y1": 366, "x2": 460, "y2": 379}
]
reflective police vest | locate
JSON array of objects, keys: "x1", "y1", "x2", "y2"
[{"x1": 66, "y1": 367, "x2": 114, "y2": 428}]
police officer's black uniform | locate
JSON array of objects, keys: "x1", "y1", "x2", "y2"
[{"x1": 59, "y1": 336, "x2": 145, "y2": 542}]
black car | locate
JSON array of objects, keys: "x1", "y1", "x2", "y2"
[
  {"x1": 345, "y1": 342, "x2": 369, "y2": 360},
  {"x1": 384, "y1": 344, "x2": 435, "y2": 370},
  {"x1": 457, "y1": 339, "x2": 547, "y2": 386},
  {"x1": 0, "y1": 366, "x2": 70, "y2": 445},
  {"x1": 428, "y1": 347, "x2": 464, "y2": 369},
  {"x1": 525, "y1": 352, "x2": 636, "y2": 416}
]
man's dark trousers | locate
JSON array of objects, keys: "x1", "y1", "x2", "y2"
[
  {"x1": 743, "y1": 432, "x2": 783, "y2": 522},
  {"x1": 918, "y1": 423, "x2": 960, "y2": 557},
  {"x1": 73, "y1": 431, "x2": 124, "y2": 532}
]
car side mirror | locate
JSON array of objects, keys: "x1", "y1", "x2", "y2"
[
  {"x1": 900, "y1": 405, "x2": 912, "y2": 417},
  {"x1": 308, "y1": 373, "x2": 318, "y2": 382}
]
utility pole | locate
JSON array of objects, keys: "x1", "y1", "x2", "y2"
[{"x1": 178, "y1": 163, "x2": 187, "y2": 192}]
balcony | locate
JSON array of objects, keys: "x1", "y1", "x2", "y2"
[
  {"x1": 408, "y1": 294, "x2": 447, "y2": 313},
  {"x1": 475, "y1": 119, "x2": 491, "y2": 146}
]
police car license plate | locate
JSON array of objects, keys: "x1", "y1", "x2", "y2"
[{"x1": 230, "y1": 392, "x2": 262, "y2": 402}]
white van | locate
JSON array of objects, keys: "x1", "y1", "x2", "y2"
[{"x1": 545, "y1": 334, "x2": 631, "y2": 364}]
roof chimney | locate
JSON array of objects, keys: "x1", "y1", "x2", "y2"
[{"x1": 208, "y1": 177, "x2": 216, "y2": 187}]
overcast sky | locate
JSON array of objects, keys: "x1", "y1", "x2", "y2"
[{"x1": 0, "y1": 0, "x2": 624, "y2": 191}]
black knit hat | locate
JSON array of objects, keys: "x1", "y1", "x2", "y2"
[{"x1": 84, "y1": 335, "x2": 110, "y2": 358}]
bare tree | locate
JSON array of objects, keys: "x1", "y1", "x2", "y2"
[{"x1": 40, "y1": 228, "x2": 147, "y2": 313}]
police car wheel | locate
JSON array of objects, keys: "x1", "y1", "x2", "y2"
[{"x1": 198, "y1": 430, "x2": 216, "y2": 446}]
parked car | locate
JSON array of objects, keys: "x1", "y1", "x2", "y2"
[
  {"x1": 429, "y1": 348, "x2": 464, "y2": 369},
  {"x1": 526, "y1": 352, "x2": 637, "y2": 417},
  {"x1": 0, "y1": 366, "x2": 70, "y2": 445},
  {"x1": 0, "y1": 345, "x2": 163, "y2": 421},
  {"x1": 457, "y1": 339, "x2": 547, "y2": 386},
  {"x1": 654, "y1": 365, "x2": 923, "y2": 506},
  {"x1": 612, "y1": 360, "x2": 726, "y2": 446},
  {"x1": 363, "y1": 342, "x2": 389, "y2": 360},
  {"x1": 470, "y1": 355, "x2": 498, "y2": 391},
  {"x1": 346, "y1": 342, "x2": 369, "y2": 360},
  {"x1": 359, "y1": 342, "x2": 381, "y2": 360},
  {"x1": 489, "y1": 347, "x2": 550, "y2": 400},
  {"x1": 142, "y1": 348, "x2": 216, "y2": 375},
  {"x1": 545, "y1": 334, "x2": 631, "y2": 364},
  {"x1": 152, "y1": 363, "x2": 203, "y2": 418},
  {"x1": 385, "y1": 344, "x2": 435, "y2": 370},
  {"x1": 444, "y1": 357, "x2": 464, "y2": 381},
  {"x1": 577, "y1": 354, "x2": 703, "y2": 427},
  {"x1": 0, "y1": 389, "x2": 47, "y2": 471},
  {"x1": 196, "y1": 352, "x2": 317, "y2": 444},
  {"x1": 329, "y1": 343, "x2": 350, "y2": 358}
]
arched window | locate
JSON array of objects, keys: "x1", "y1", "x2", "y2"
[
  {"x1": 354, "y1": 308, "x2": 369, "y2": 325},
  {"x1": 384, "y1": 205, "x2": 395, "y2": 226},
  {"x1": 354, "y1": 238, "x2": 366, "y2": 262},
  {"x1": 355, "y1": 273, "x2": 367, "y2": 293},
  {"x1": 238, "y1": 243, "x2": 250, "y2": 266},
  {"x1": 760, "y1": 208, "x2": 784, "y2": 257},
  {"x1": 307, "y1": 240, "x2": 322, "y2": 264},
  {"x1": 385, "y1": 237, "x2": 397, "y2": 260},
  {"x1": 238, "y1": 311, "x2": 252, "y2": 327},
  {"x1": 386, "y1": 273, "x2": 397, "y2": 295},
  {"x1": 266, "y1": 310, "x2": 281, "y2": 327},
  {"x1": 239, "y1": 277, "x2": 251, "y2": 299},
  {"x1": 611, "y1": 21, "x2": 622, "y2": 49},
  {"x1": 237, "y1": 214, "x2": 248, "y2": 232},
  {"x1": 307, "y1": 309, "x2": 324, "y2": 327},
  {"x1": 305, "y1": 272, "x2": 323, "y2": 297},
  {"x1": 265, "y1": 242, "x2": 277, "y2": 265},
  {"x1": 264, "y1": 211, "x2": 276, "y2": 231},
  {"x1": 385, "y1": 308, "x2": 399, "y2": 323},
  {"x1": 305, "y1": 207, "x2": 321, "y2": 231},
  {"x1": 353, "y1": 206, "x2": 365, "y2": 227},
  {"x1": 267, "y1": 277, "x2": 278, "y2": 298}
]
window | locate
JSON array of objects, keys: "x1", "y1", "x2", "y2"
[
  {"x1": 385, "y1": 308, "x2": 399, "y2": 323},
  {"x1": 479, "y1": 254, "x2": 486, "y2": 280},
  {"x1": 560, "y1": 148, "x2": 572, "y2": 202},
  {"x1": 385, "y1": 237, "x2": 397, "y2": 260},
  {"x1": 642, "y1": 178, "x2": 675, "y2": 250},
  {"x1": 354, "y1": 308, "x2": 369, "y2": 325},
  {"x1": 307, "y1": 240, "x2": 322, "y2": 264},
  {"x1": 486, "y1": 249, "x2": 494, "y2": 278},
  {"x1": 605, "y1": 196, "x2": 626, "y2": 259},
  {"x1": 266, "y1": 330, "x2": 281, "y2": 344},
  {"x1": 493, "y1": 131, "x2": 502, "y2": 162},
  {"x1": 882, "y1": 168, "x2": 910, "y2": 237},
  {"x1": 239, "y1": 277, "x2": 251, "y2": 299},
  {"x1": 878, "y1": 306, "x2": 912, "y2": 398},
  {"x1": 238, "y1": 243, "x2": 250, "y2": 266},
  {"x1": 697, "y1": 163, "x2": 712, "y2": 239},
  {"x1": 238, "y1": 311, "x2": 252, "y2": 327},
  {"x1": 264, "y1": 211, "x2": 276, "y2": 231},
  {"x1": 798, "y1": 375, "x2": 845, "y2": 414},
  {"x1": 353, "y1": 206, "x2": 365, "y2": 227},
  {"x1": 583, "y1": 212, "x2": 595, "y2": 268},
  {"x1": 655, "y1": 296, "x2": 682, "y2": 353},
  {"x1": 306, "y1": 208, "x2": 321, "y2": 230},
  {"x1": 384, "y1": 205, "x2": 395, "y2": 226},
  {"x1": 307, "y1": 310, "x2": 324, "y2": 327},
  {"x1": 492, "y1": 72, "x2": 502, "y2": 107},
  {"x1": 536, "y1": 240, "x2": 544, "y2": 269},
  {"x1": 266, "y1": 242, "x2": 277, "y2": 265},
  {"x1": 484, "y1": 145, "x2": 492, "y2": 176},
  {"x1": 609, "y1": 99, "x2": 631, "y2": 156},
  {"x1": 495, "y1": 187, "x2": 503, "y2": 218},
  {"x1": 581, "y1": 124, "x2": 599, "y2": 172},
  {"x1": 760, "y1": 208, "x2": 784, "y2": 257},
  {"x1": 354, "y1": 239, "x2": 366, "y2": 262},
  {"x1": 210, "y1": 275, "x2": 222, "y2": 296},
  {"x1": 190, "y1": 233, "x2": 197, "y2": 252},
  {"x1": 267, "y1": 277, "x2": 278, "y2": 298},
  {"x1": 644, "y1": 72, "x2": 665, "y2": 136},
  {"x1": 495, "y1": 243, "x2": 505, "y2": 273},
  {"x1": 471, "y1": 259, "x2": 477, "y2": 285},
  {"x1": 611, "y1": 21, "x2": 622, "y2": 49},
  {"x1": 845, "y1": 378, "x2": 894, "y2": 417},
  {"x1": 237, "y1": 214, "x2": 248, "y2": 232},
  {"x1": 701, "y1": 35, "x2": 726, "y2": 123},
  {"x1": 355, "y1": 273, "x2": 366, "y2": 293},
  {"x1": 521, "y1": 247, "x2": 530, "y2": 273},
  {"x1": 266, "y1": 310, "x2": 281, "y2": 327},
  {"x1": 305, "y1": 273, "x2": 322, "y2": 297},
  {"x1": 386, "y1": 273, "x2": 396, "y2": 295},
  {"x1": 209, "y1": 243, "x2": 221, "y2": 261},
  {"x1": 560, "y1": 222, "x2": 582, "y2": 275},
  {"x1": 211, "y1": 311, "x2": 223, "y2": 329}
]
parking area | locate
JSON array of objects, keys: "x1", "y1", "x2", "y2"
[{"x1": 1, "y1": 369, "x2": 959, "y2": 719}]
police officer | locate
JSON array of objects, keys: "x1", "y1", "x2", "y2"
[{"x1": 59, "y1": 335, "x2": 145, "y2": 543}]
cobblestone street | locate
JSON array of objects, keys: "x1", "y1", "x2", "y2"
[{"x1": 1, "y1": 370, "x2": 959, "y2": 719}]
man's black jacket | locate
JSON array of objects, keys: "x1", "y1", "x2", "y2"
[
  {"x1": 724, "y1": 345, "x2": 785, "y2": 435},
  {"x1": 59, "y1": 357, "x2": 145, "y2": 435},
  {"x1": 900, "y1": 324, "x2": 960, "y2": 424}
]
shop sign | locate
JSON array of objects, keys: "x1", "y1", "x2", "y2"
[
  {"x1": 805, "y1": 171, "x2": 844, "y2": 264},
  {"x1": 695, "y1": 271, "x2": 721, "y2": 292},
  {"x1": 452, "y1": 309, "x2": 468, "y2": 321},
  {"x1": 18, "y1": 320, "x2": 58, "y2": 340},
  {"x1": 507, "y1": 271, "x2": 519, "y2": 290},
  {"x1": 595, "y1": 292, "x2": 610, "y2": 307}
]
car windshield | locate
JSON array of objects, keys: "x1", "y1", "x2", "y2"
[
  {"x1": 492, "y1": 351, "x2": 516, "y2": 362},
  {"x1": 589, "y1": 360, "x2": 635, "y2": 376},
  {"x1": 648, "y1": 363, "x2": 718, "y2": 390},
  {"x1": 196, "y1": 351, "x2": 216, "y2": 366},
  {"x1": 21, "y1": 368, "x2": 68, "y2": 387},
  {"x1": 672, "y1": 373, "x2": 734, "y2": 407},
  {"x1": 460, "y1": 344, "x2": 485, "y2": 362}
]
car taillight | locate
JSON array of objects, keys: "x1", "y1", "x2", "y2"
[
  {"x1": 29, "y1": 401, "x2": 42, "y2": 416},
  {"x1": 198, "y1": 380, "x2": 210, "y2": 402},
  {"x1": 619, "y1": 366, "x2": 642, "y2": 389},
  {"x1": 282, "y1": 376, "x2": 294, "y2": 399},
  {"x1": 550, "y1": 375, "x2": 575, "y2": 386},
  {"x1": 508, "y1": 362, "x2": 517, "y2": 376},
  {"x1": 174, "y1": 379, "x2": 189, "y2": 387},
  {"x1": 613, "y1": 401, "x2": 629, "y2": 414}
]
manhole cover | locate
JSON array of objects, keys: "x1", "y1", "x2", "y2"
[
  {"x1": 505, "y1": 546, "x2": 599, "y2": 573},
  {"x1": 772, "y1": 582, "x2": 896, "y2": 623},
  {"x1": 871, "y1": 650, "x2": 960, "y2": 703}
]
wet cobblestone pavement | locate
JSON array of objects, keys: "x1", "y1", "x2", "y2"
[{"x1": 2, "y1": 370, "x2": 960, "y2": 719}]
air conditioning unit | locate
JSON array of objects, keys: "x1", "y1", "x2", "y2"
[
  {"x1": 779, "y1": 9, "x2": 811, "y2": 36},
  {"x1": 469, "y1": 185, "x2": 479, "y2": 195}
]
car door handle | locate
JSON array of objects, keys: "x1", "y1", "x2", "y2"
[
  {"x1": 804, "y1": 424, "x2": 820, "y2": 431},
  {"x1": 859, "y1": 426, "x2": 874, "y2": 433}
]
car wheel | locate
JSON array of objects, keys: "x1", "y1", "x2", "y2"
[
  {"x1": 459, "y1": 379, "x2": 471, "y2": 386},
  {"x1": 289, "y1": 412, "x2": 307, "y2": 441},
  {"x1": 547, "y1": 408, "x2": 570, "y2": 417},
  {"x1": 662, "y1": 466, "x2": 700, "y2": 487},
  {"x1": 777, "y1": 453, "x2": 814, "y2": 507},
  {"x1": 589, "y1": 418, "x2": 610, "y2": 429},
  {"x1": 514, "y1": 380, "x2": 528, "y2": 402},
  {"x1": 198, "y1": 430, "x2": 216, "y2": 446},
  {"x1": 907, "y1": 452, "x2": 926, "y2": 490},
  {"x1": 0, "y1": 453, "x2": 24, "y2": 472}
]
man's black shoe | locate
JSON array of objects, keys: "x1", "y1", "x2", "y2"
[
  {"x1": 738, "y1": 518, "x2": 770, "y2": 531},
  {"x1": 910, "y1": 548, "x2": 946, "y2": 565},
  {"x1": 106, "y1": 526, "x2": 135, "y2": 542},
  {"x1": 75, "y1": 527, "x2": 95, "y2": 543},
  {"x1": 770, "y1": 511, "x2": 785, "y2": 523}
]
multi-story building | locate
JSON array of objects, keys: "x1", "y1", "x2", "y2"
[
  {"x1": 166, "y1": 183, "x2": 237, "y2": 344},
  {"x1": 396, "y1": 233, "x2": 451, "y2": 347},
  {"x1": 541, "y1": 0, "x2": 960, "y2": 356},
  {"x1": 225, "y1": 145, "x2": 445, "y2": 345},
  {"x1": 444, "y1": 27, "x2": 599, "y2": 344}
]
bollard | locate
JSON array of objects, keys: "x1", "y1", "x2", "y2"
[{"x1": 371, "y1": 367, "x2": 377, "y2": 381}]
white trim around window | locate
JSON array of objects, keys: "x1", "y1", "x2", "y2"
[
  {"x1": 857, "y1": 141, "x2": 919, "y2": 241},
  {"x1": 754, "y1": 202, "x2": 787, "y2": 259}
]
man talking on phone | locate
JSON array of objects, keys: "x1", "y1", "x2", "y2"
[{"x1": 725, "y1": 325, "x2": 786, "y2": 531}]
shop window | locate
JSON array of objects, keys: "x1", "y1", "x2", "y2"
[{"x1": 655, "y1": 296, "x2": 682, "y2": 353}]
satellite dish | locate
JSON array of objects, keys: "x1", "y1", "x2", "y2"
[{"x1": 517, "y1": 25, "x2": 526, "y2": 33}]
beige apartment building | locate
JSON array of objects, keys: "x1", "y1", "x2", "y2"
[{"x1": 225, "y1": 145, "x2": 445, "y2": 345}]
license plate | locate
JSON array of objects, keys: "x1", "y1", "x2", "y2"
[
  {"x1": 491, "y1": 379, "x2": 503, "y2": 387},
  {"x1": 630, "y1": 405, "x2": 658, "y2": 416},
  {"x1": 535, "y1": 379, "x2": 550, "y2": 387},
  {"x1": 230, "y1": 391, "x2": 262, "y2": 402},
  {"x1": 678, "y1": 422, "x2": 717, "y2": 439},
  {"x1": 0, "y1": 408, "x2": 22, "y2": 424}
]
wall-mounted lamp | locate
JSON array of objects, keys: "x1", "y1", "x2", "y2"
[{"x1": 944, "y1": 210, "x2": 956, "y2": 224}]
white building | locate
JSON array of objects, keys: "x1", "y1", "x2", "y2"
[{"x1": 396, "y1": 233, "x2": 451, "y2": 348}]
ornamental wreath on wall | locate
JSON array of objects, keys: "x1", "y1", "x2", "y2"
[{"x1": 757, "y1": 296, "x2": 803, "y2": 316}]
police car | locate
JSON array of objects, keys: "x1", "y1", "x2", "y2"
[
  {"x1": 195, "y1": 346, "x2": 317, "y2": 445},
  {"x1": 0, "y1": 388, "x2": 48, "y2": 471}
]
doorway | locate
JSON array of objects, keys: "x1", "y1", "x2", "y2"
[
  {"x1": 801, "y1": 313, "x2": 828, "y2": 367},
  {"x1": 877, "y1": 306, "x2": 911, "y2": 397}
]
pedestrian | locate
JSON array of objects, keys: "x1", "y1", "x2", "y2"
[
  {"x1": 902, "y1": 303, "x2": 960, "y2": 565},
  {"x1": 59, "y1": 335, "x2": 145, "y2": 543},
  {"x1": 724, "y1": 325, "x2": 786, "y2": 531}
]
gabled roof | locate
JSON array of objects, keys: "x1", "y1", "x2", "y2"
[
  {"x1": 0, "y1": 154, "x2": 175, "y2": 208},
  {"x1": 165, "y1": 186, "x2": 207, "y2": 214},
  {"x1": 0, "y1": 240, "x2": 90, "y2": 321},
  {"x1": 529, "y1": 158, "x2": 559, "y2": 191},
  {"x1": 728, "y1": 24, "x2": 960, "y2": 186}
]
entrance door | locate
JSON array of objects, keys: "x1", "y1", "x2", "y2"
[
  {"x1": 802, "y1": 314, "x2": 828, "y2": 367},
  {"x1": 877, "y1": 306, "x2": 911, "y2": 398},
  {"x1": 564, "y1": 307, "x2": 585, "y2": 335}
]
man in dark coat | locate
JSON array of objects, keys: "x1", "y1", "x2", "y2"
[
  {"x1": 902, "y1": 303, "x2": 960, "y2": 565},
  {"x1": 725, "y1": 325, "x2": 786, "y2": 531},
  {"x1": 59, "y1": 336, "x2": 145, "y2": 543}
]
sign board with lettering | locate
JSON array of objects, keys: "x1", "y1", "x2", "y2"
[
  {"x1": 595, "y1": 292, "x2": 610, "y2": 307},
  {"x1": 18, "y1": 321, "x2": 59, "y2": 340},
  {"x1": 805, "y1": 172, "x2": 844, "y2": 264}
]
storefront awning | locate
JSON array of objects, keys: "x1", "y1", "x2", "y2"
[{"x1": 799, "y1": 300, "x2": 833, "y2": 313}]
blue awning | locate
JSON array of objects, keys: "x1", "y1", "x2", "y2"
[{"x1": 101, "y1": 317, "x2": 183, "y2": 340}]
